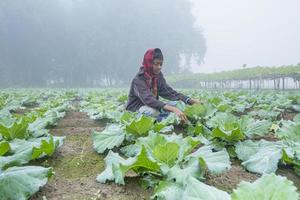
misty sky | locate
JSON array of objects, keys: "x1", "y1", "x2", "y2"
[{"x1": 189, "y1": 0, "x2": 300, "y2": 73}]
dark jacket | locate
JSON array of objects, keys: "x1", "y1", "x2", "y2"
[{"x1": 126, "y1": 68, "x2": 190, "y2": 111}]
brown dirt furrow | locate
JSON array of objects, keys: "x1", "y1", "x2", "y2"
[
  {"x1": 205, "y1": 161, "x2": 260, "y2": 193},
  {"x1": 30, "y1": 109, "x2": 151, "y2": 200}
]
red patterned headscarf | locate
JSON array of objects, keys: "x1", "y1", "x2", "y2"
[{"x1": 142, "y1": 48, "x2": 163, "y2": 97}]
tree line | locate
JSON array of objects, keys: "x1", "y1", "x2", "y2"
[
  {"x1": 0, "y1": 0, "x2": 206, "y2": 87},
  {"x1": 167, "y1": 64, "x2": 300, "y2": 89}
]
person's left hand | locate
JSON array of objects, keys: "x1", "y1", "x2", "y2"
[{"x1": 189, "y1": 98, "x2": 201, "y2": 105}]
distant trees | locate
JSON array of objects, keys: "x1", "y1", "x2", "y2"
[
  {"x1": 167, "y1": 64, "x2": 300, "y2": 90},
  {"x1": 0, "y1": 0, "x2": 206, "y2": 87}
]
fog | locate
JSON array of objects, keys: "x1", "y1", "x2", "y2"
[
  {"x1": 190, "y1": 0, "x2": 300, "y2": 73},
  {"x1": 0, "y1": 0, "x2": 299, "y2": 87}
]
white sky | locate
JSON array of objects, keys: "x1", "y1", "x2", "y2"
[{"x1": 189, "y1": 0, "x2": 300, "y2": 73}]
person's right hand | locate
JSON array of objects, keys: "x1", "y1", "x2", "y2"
[
  {"x1": 163, "y1": 104, "x2": 188, "y2": 123},
  {"x1": 172, "y1": 107, "x2": 188, "y2": 123}
]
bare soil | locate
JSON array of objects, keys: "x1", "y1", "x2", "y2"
[
  {"x1": 10, "y1": 108, "x2": 31, "y2": 115},
  {"x1": 205, "y1": 160, "x2": 260, "y2": 192},
  {"x1": 252, "y1": 134, "x2": 279, "y2": 142},
  {"x1": 206, "y1": 160, "x2": 300, "y2": 193},
  {"x1": 30, "y1": 109, "x2": 151, "y2": 200},
  {"x1": 277, "y1": 166, "x2": 300, "y2": 191},
  {"x1": 281, "y1": 110, "x2": 298, "y2": 121}
]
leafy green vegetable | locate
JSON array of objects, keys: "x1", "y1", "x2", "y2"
[
  {"x1": 276, "y1": 121, "x2": 300, "y2": 141},
  {"x1": 294, "y1": 113, "x2": 300, "y2": 123},
  {"x1": 153, "y1": 142, "x2": 180, "y2": 167},
  {"x1": 96, "y1": 150, "x2": 134, "y2": 184},
  {"x1": 153, "y1": 176, "x2": 231, "y2": 200},
  {"x1": 97, "y1": 146, "x2": 160, "y2": 185},
  {"x1": 165, "y1": 158, "x2": 205, "y2": 184},
  {"x1": 93, "y1": 124, "x2": 125, "y2": 153},
  {"x1": 0, "y1": 118, "x2": 29, "y2": 140},
  {"x1": 120, "y1": 146, "x2": 161, "y2": 179},
  {"x1": 187, "y1": 145, "x2": 231, "y2": 175},
  {"x1": 183, "y1": 176, "x2": 231, "y2": 200},
  {"x1": 206, "y1": 112, "x2": 237, "y2": 129},
  {"x1": 153, "y1": 122, "x2": 173, "y2": 133},
  {"x1": 239, "y1": 116, "x2": 272, "y2": 138},
  {"x1": 232, "y1": 173, "x2": 299, "y2": 200},
  {"x1": 153, "y1": 181, "x2": 183, "y2": 200},
  {"x1": 184, "y1": 104, "x2": 206, "y2": 120},
  {"x1": 120, "y1": 143, "x2": 141, "y2": 157},
  {"x1": 120, "y1": 111, "x2": 136, "y2": 125},
  {"x1": 0, "y1": 166, "x2": 53, "y2": 200},
  {"x1": 212, "y1": 126, "x2": 245, "y2": 144},
  {"x1": 31, "y1": 136, "x2": 58, "y2": 159},
  {"x1": 0, "y1": 141, "x2": 10, "y2": 156},
  {"x1": 125, "y1": 115, "x2": 154, "y2": 136},
  {"x1": 137, "y1": 131, "x2": 167, "y2": 149},
  {"x1": 236, "y1": 140, "x2": 283, "y2": 174},
  {"x1": 0, "y1": 136, "x2": 64, "y2": 170}
]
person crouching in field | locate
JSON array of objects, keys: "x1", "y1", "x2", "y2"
[{"x1": 125, "y1": 48, "x2": 200, "y2": 123}]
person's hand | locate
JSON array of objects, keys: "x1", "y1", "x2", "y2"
[
  {"x1": 172, "y1": 107, "x2": 188, "y2": 123},
  {"x1": 189, "y1": 98, "x2": 201, "y2": 105},
  {"x1": 163, "y1": 104, "x2": 188, "y2": 123}
]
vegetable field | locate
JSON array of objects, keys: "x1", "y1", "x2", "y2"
[{"x1": 1, "y1": 89, "x2": 300, "y2": 200}]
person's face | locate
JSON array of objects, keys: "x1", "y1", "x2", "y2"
[{"x1": 152, "y1": 58, "x2": 163, "y2": 74}]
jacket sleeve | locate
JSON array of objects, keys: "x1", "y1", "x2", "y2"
[
  {"x1": 158, "y1": 76, "x2": 191, "y2": 104},
  {"x1": 133, "y1": 78, "x2": 166, "y2": 110}
]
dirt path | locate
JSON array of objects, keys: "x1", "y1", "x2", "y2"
[
  {"x1": 205, "y1": 161, "x2": 260, "y2": 192},
  {"x1": 206, "y1": 160, "x2": 300, "y2": 192},
  {"x1": 31, "y1": 105, "x2": 151, "y2": 200}
]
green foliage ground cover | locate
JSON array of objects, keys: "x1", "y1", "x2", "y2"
[
  {"x1": 1, "y1": 88, "x2": 300, "y2": 199},
  {"x1": 0, "y1": 89, "x2": 75, "y2": 200},
  {"x1": 82, "y1": 89, "x2": 300, "y2": 199}
]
